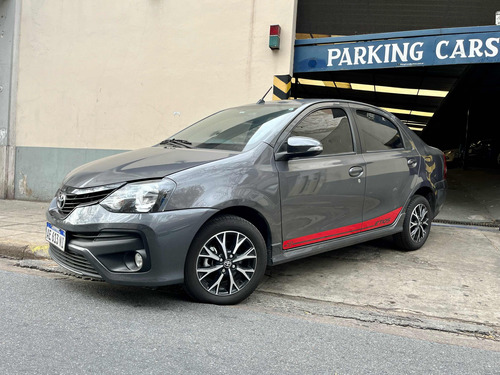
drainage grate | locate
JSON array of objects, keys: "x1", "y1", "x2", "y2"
[{"x1": 433, "y1": 219, "x2": 499, "y2": 229}]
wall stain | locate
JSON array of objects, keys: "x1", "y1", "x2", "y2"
[
  {"x1": 18, "y1": 173, "x2": 33, "y2": 198},
  {"x1": 0, "y1": 128, "x2": 6, "y2": 144}
]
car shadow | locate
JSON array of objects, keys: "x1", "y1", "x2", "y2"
[{"x1": 265, "y1": 236, "x2": 404, "y2": 280}]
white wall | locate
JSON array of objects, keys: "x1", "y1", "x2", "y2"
[{"x1": 15, "y1": 0, "x2": 298, "y2": 150}]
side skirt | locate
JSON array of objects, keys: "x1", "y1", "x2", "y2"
[{"x1": 270, "y1": 213, "x2": 406, "y2": 266}]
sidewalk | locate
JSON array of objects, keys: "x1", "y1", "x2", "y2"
[
  {"x1": 260, "y1": 224, "x2": 500, "y2": 329},
  {"x1": 436, "y1": 168, "x2": 500, "y2": 225},
  {"x1": 0, "y1": 199, "x2": 49, "y2": 259}
]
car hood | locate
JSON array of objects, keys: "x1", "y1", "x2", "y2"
[{"x1": 62, "y1": 146, "x2": 238, "y2": 188}]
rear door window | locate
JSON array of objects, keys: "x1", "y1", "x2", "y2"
[{"x1": 355, "y1": 110, "x2": 404, "y2": 151}]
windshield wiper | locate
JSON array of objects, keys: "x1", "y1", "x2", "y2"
[{"x1": 160, "y1": 138, "x2": 193, "y2": 148}]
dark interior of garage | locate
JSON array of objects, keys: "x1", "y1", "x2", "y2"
[
  {"x1": 424, "y1": 64, "x2": 500, "y2": 151},
  {"x1": 296, "y1": 0, "x2": 500, "y2": 36},
  {"x1": 292, "y1": 63, "x2": 500, "y2": 164}
]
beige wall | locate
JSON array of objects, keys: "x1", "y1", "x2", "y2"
[{"x1": 15, "y1": 0, "x2": 297, "y2": 150}]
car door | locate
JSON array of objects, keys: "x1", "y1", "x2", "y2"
[
  {"x1": 349, "y1": 104, "x2": 421, "y2": 227},
  {"x1": 276, "y1": 105, "x2": 366, "y2": 250}
]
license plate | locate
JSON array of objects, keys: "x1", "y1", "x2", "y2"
[{"x1": 46, "y1": 222, "x2": 66, "y2": 251}]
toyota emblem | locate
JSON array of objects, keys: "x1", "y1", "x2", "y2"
[{"x1": 57, "y1": 191, "x2": 66, "y2": 210}]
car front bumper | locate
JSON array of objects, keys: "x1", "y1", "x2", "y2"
[{"x1": 46, "y1": 198, "x2": 217, "y2": 286}]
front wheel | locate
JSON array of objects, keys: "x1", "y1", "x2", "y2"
[
  {"x1": 184, "y1": 215, "x2": 267, "y2": 305},
  {"x1": 393, "y1": 195, "x2": 432, "y2": 251}
]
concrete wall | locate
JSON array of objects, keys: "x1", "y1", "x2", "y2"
[
  {"x1": 13, "y1": 0, "x2": 298, "y2": 200},
  {"x1": 0, "y1": 0, "x2": 13, "y2": 145},
  {"x1": 15, "y1": 146, "x2": 126, "y2": 201},
  {"x1": 0, "y1": 0, "x2": 18, "y2": 199}
]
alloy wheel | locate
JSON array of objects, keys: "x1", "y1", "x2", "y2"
[
  {"x1": 196, "y1": 231, "x2": 257, "y2": 296},
  {"x1": 409, "y1": 203, "x2": 429, "y2": 243}
]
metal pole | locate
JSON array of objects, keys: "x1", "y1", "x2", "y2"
[{"x1": 462, "y1": 107, "x2": 470, "y2": 170}]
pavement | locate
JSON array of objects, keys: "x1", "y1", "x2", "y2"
[
  {"x1": 260, "y1": 225, "x2": 500, "y2": 333},
  {"x1": 0, "y1": 199, "x2": 49, "y2": 260},
  {"x1": 436, "y1": 167, "x2": 500, "y2": 225},
  {"x1": 1, "y1": 168, "x2": 500, "y2": 338}
]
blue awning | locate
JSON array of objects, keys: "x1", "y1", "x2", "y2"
[{"x1": 294, "y1": 26, "x2": 500, "y2": 73}]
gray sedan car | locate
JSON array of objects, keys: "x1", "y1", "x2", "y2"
[{"x1": 46, "y1": 99, "x2": 447, "y2": 304}]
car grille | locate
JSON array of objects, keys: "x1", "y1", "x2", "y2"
[
  {"x1": 59, "y1": 189, "x2": 115, "y2": 215},
  {"x1": 49, "y1": 245, "x2": 102, "y2": 279}
]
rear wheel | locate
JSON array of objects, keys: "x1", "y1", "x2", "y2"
[
  {"x1": 394, "y1": 195, "x2": 432, "y2": 251},
  {"x1": 184, "y1": 215, "x2": 267, "y2": 305}
]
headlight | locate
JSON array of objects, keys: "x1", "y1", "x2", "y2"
[{"x1": 100, "y1": 179, "x2": 176, "y2": 213}]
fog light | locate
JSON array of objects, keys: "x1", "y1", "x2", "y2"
[{"x1": 134, "y1": 252, "x2": 144, "y2": 270}]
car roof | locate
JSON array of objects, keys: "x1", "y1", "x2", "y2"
[{"x1": 257, "y1": 98, "x2": 399, "y2": 122}]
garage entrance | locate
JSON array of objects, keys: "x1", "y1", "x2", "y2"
[{"x1": 291, "y1": 26, "x2": 500, "y2": 226}]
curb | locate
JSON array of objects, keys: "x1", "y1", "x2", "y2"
[
  {"x1": 252, "y1": 292, "x2": 500, "y2": 341},
  {"x1": 0, "y1": 242, "x2": 50, "y2": 260}
]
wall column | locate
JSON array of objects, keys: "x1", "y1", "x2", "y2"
[
  {"x1": 273, "y1": 75, "x2": 292, "y2": 100},
  {"x1": 0, "y1": 0, "x2": 20, "y2": 199}
]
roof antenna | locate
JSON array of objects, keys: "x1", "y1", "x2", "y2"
[{"x1": 257, "y1": 87, "x2": 272, "y2": 104}]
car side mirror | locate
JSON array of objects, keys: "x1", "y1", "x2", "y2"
[{"x1": 276, "y1": 136, "x2": 323, "y2": 161}]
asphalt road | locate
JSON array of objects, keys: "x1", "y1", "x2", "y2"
[{"x1": 1, "y1": 260, "x2": 499, "y2": 375}]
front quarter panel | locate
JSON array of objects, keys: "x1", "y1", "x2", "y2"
[{"x1": 166, "y1": 143, "x2": 282, "y2": 244}]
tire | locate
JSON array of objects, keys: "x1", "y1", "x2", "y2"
[
  {"x1": 393, "y1": 195, "x2": 432, "y2": 251},
  {"x1": 184, "y1": 215, "x2": 267, "y2": 305}
]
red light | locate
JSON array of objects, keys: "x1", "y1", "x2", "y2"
[{"x1": 270, "y1": 25, "x2": 281, "y2": 36}]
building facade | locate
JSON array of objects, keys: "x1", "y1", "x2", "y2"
[
  {"x1": 0, "y1": 0, "x2": 297, "y2": 200},
  {"x1": 1, "y1": 0, "x2": 499, "y2": 201}
]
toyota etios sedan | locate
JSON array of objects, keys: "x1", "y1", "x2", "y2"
[{"x1": 46, "y1": 99, "x2": 447, "y2": 304}]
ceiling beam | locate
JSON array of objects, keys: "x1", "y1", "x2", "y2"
[
  {"x1": 293, "y1": 65, "x2": 466, "y2": 91},
  {"x1": 292, "y1": 83, "x2": 442, "y2": 113}
]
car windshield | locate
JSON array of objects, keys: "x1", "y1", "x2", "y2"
[{"x1": 163, "y1": 104, "x2": 301, "y2": 152}]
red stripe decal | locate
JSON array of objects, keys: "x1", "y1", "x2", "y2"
[{"x1": 283, "y1": 207, "x2": 402, "y2": 250}]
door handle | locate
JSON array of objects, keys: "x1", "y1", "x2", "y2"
[
  {"x1": 407, "y1": 158, "x2": 418, "y2": 168},
  {"x1": 349, "y1": 166, "x2": 364, "y2": 177}
]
